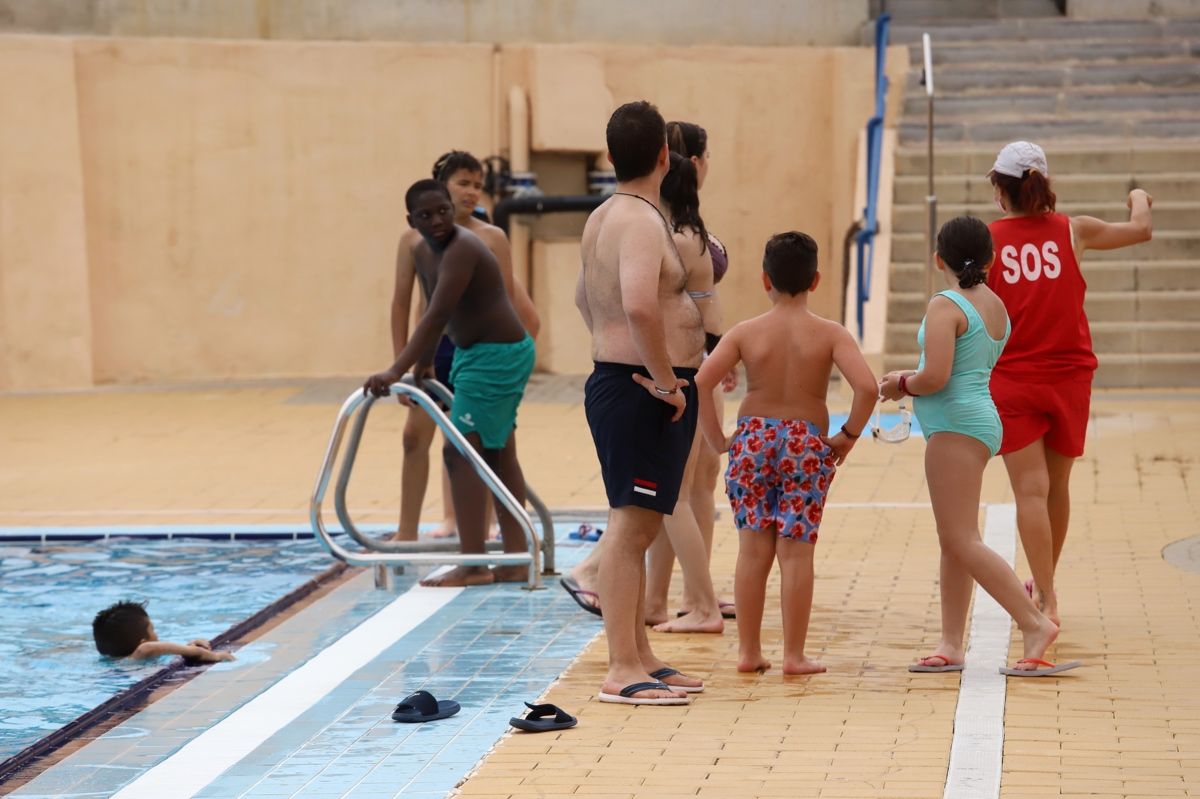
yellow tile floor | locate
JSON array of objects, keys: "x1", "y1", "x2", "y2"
[{"x1": 1, "y1": 378, "x2": 1197, "y2": 798}]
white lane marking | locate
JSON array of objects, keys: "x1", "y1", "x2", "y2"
[
  {"x1": 942, "y1": 503, "x2": 1016, "y2": 799},
  {"x1": 110, "y1": 584, "x2": 462, "y2": 799}
]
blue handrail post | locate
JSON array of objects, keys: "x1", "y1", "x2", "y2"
[{"x1": 852, "y1": 12, "x2": 891, "y2": 342}]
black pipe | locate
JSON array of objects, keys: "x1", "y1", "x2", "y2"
[{"x1": 492, "y1": 195, "x2": 606, "y2": 235}]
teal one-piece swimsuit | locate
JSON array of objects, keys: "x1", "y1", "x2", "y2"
[{"x1": 913, "y1": 290, "x2": 1011, "y2": 456}]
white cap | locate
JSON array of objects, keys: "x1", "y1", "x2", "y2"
[{"x1": 988, "y1": 141, "x2": 1049, "y2": 179}]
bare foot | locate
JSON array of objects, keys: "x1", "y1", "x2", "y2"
[
  {"x1": 426, "y1": 520, "x2": 458, "y2": 539},
  {"x1": 600, "y1": 674, "x2": 687, "y2": 702},
  {"x1": 1019, "y1": 616, "x2": 1060, "y2": 665},
  {"x1": 1037, "y1": 590, "x2": 1061, "y2": 627},
  {"x1": 643, "y1": 663, "x2": 704, "y2": 692},
  {"x1": 782, "y1": 657, "x2": 827, "y2": 675},
  {"x1": 652, "y1": 610, "x2": 724, "y2": 634},
  {"x1": 738, "y1": 654, "x2": 771, "y2": 674},
  {"x1": 644, "y1": 612, "x2": 670, "y2": 626},
  {"x1": 420, "y1": 565, "x2": 493, "y2": 587},
  {"x1": 486, "y1": 524, "x2": 502, "y2": 542},
  {"x1": 491, "y1": 564, "x2": 529, "y2": 583}
]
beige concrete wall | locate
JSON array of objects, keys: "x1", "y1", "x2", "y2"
[
  {"x1": 0, "y1": 36, "x2": 93, "y2": 390},
  {"x1": 0, "y1": 34, "x2": 904, "y2": 388},
  {"x1": 0, "y1": 1, "x2": 870, "y2": 46},
  {"x1": 1067, "y1": 0, "x2": 1200, "y2": 17}
]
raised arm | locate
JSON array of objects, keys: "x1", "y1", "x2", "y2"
[
  {"x1": 1071, "y1": 188, "x2": 1153, "y2": 255},
  {"x1": 364, "y1": 242, "x2": 475, "y2": 396},
  {"x1": 132, "y1": 640, "x2": 234, "y2": 663},
  {"x1": 695, "y1": 326, "x2": 742, "y2": 452}
]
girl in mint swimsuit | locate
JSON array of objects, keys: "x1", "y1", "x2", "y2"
[{"x1": 880, "y1": 217, "x2": 1076, "y2": 677}]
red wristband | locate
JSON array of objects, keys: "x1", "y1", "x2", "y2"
[{"x1": 899, "y1": 374, "x2": 919, "y2": 397}]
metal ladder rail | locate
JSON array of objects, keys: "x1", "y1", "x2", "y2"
[
  {"x1": 309, "y1": 382, "x2": 542, "y2": 589},
  {"x1": 328, "y1": 378, "x2": 556, "y2": 571}
]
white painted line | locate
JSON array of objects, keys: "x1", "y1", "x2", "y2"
[
  {"x1": 942, "y1": 503, "x2": 1016, "y2": 799},
  {"x1": 110, "y1": 584, "x2": 462, "y2": 799}
]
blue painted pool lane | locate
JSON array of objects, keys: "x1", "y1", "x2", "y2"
[{"x1": 10, "y1": 523, "x2": 602, "y2": 799}]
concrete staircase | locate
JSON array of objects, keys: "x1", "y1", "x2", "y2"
[{"x1": 879, "y1": 5, "x2": 1200, "y2": 386}]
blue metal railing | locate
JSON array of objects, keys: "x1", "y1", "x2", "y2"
[{"x1": 853, "y1": 12, "x2": 891, "y2": 341}]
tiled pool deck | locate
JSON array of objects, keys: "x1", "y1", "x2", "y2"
[{"x1": 2, "y1": 377, "x2": 1198, "y2": 798}]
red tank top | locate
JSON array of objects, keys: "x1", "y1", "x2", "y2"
[{"x1": 987, "y1": 212, "x2": 1097, "y2": 381}]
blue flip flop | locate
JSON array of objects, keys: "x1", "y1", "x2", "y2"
[
  {"x1": 568, "y1": 523, "x2": 604, "y2": 542},
  {"x1": 391, "y1": 690, "x2": 460, "y2": 722}
]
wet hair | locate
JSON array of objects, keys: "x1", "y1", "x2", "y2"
[
  {"x1": 936, "y1": 216, "x2": 993, "y2": 289},
  {"x1": 762, "y1": 231, "x2": 819, "y2": 295},
  {"x1": 666, "y1": 121, "x2": 707, "y2": 160},
  {"x1": 404, "y1": 179, "x2": 451, "y2": 212},
  {"x1": 606, "y1": 101, "x2": 666, "y2": 182},
  {"x1": 660, "y1": 152, "x2": 709, "y2": 254},
  {"x1": 431, "y1": 150, "x2": 483, "y2": 182},
  {"x1": 990, "y1": 170, "x2": 1056, "y2": 215},
  {"x1": 93, "y1": 600, "x2": 151, "y2": 657}
]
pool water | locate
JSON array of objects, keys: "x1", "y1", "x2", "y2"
[{"x1": 0, "y1": 538, "x2": 334, "y2": 759}]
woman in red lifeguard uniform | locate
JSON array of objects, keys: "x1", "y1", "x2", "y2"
[{"x1": 987, "y1": 141, "x2": 1153, "y2": 625}]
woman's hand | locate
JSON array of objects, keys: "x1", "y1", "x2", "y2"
[{"x1": 878, "y1": 372, "x2": 905, "y2": 401}]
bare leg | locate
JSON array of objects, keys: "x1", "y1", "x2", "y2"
[
  {"x1": 1002, "y1": 439, "x2": 1059, "y2": 624},
  {"x1": 427, "y1": 467, "x2": 459, "y2": 538},
  {"x1": 1044, "y1": 448, "x2": 1076, "y2": 569},
  {"x1": 598, "y1": 505, "x2": 693, "y2": 699},
  {"x1": 489, "y1": 432, "x2": 531, "y2": 583},
  {"x1": 735, "y1": 528, "x2": 774, "y2": 673},
  {"x1": 644, "y1": 529, "x2": 675, "y2": 625},
  {"x1": 421, "y1": 433, "x2": 493, "y2": 587},
  {"x1": 777, "y1": 538, "x2": 825, "y2": 675},
  {"x1": 926, "y1": 434, "x2": 1058, "y2": 665},
  {"x1": 396, "y1": 407, "x2": 437, "y2": 541},
  {"x1": 690, "y1": 396, "x2": 733, "y2": 613},
  {"x1": 652, "y1": 433, "x2": 723, "y2": 634}
]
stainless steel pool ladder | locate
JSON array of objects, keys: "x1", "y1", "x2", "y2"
[{"x1": 309, "y1": 378, "x2": 554, "y2": 590}]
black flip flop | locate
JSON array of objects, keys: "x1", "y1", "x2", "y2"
[
  {"x1": 391, "y1": 690, "x2": 461, "y2": 723},
  {"x1": 559, "y1": 576, "x2": 602, "y2": 617},
  {"x1": 509, "y1": 701, "x2": 577, "y2": 732}
]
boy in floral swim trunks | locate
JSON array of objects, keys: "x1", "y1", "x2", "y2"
[{"x1": 695, "y1": 232, "x2": 877, "y2": 675}]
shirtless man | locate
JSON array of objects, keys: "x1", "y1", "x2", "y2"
[
  {"x1": 576, "y1": 101, "x2": 706, "y2": 705},
  {"x1": 365, "y1": 179, "x2": 535, "y2": 587}
]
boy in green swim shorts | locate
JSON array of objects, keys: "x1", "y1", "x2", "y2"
[{"x1": 365, "y1": 179, "x2": 535, "y2": 587}]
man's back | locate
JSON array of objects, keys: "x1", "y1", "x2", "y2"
[{"x1": 579, "y1": 197, "x2": 704, "y2": 368}]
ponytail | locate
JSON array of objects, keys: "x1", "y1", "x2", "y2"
[
  {"x1": 992, "y1": 170, "x2": 1056, "y2": 214},
  {"x1": 935, "y1": 216, "x2": 993, "y2": 288},
  {"x1": 660, "y1": 152, "x2": 709, "y2": 254}
]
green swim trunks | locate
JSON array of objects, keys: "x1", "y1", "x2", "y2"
[{"x1": 448, "y1": 335, "x2": 535, "y2": 449}]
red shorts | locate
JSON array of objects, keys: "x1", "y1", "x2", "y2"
[{"x1": 991, "y1": 372, "x2": 1092, "y2": 458}]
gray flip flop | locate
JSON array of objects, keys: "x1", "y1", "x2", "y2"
[
  {"x1": 908, "y1": 656, "x2": 965, "y2": 673},
  {"x1": 999, "y1": 658, "x2": 1082, "y2": 677}
]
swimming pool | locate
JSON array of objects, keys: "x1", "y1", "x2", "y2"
[{"x1": 0, "y1": 537, "x2": 334, "y2": 759}]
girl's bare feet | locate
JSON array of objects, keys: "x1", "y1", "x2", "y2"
[
  {"x1": 1018, "y1": 615, "x2": 1060, "y2": 666},
  {"x1": 782, "y1": 657, "x2": 827, "y2": 675},
  {"x1": 427, "y1": 520, "x2": 458, "y2": 539},
  {"x1": 652, "y1": 610, "x2": 724, "y2": 634},
  {"x1": 738, "y1": 654, "x2": 771, "y2": 674}
]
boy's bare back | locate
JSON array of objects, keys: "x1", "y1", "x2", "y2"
[{"x1": 727, "y1": 305, "x2": 863, "y2": 432}]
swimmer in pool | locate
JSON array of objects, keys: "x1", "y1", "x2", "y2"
[{"x1": 92, "y1": 600, "x2": 234, "y2": 662}]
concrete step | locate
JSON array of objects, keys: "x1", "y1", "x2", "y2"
[
  {"x1": 888, "y1": 18, "x2": 1200, "y2": 45},
  {"x1": 883, "y1": 319, "x2": 1200, "y2": 355},
  {"x1": 899, "y1": 116, "x2": 1200, "y2": 144},
  {"x1": 895, "y1": 144, "x2": 1200, "y2": 175},
  {"x1": 887, "y1": 260, "x2": 1200, "y2": 294},
  {"x1": 892, "y1": 230, "x2": 1199, "y2": 262},
  {"x1": 876, "y1": 0, "x2": 1062, "y2": 20},
  {"x1": 877, "y1": 352, "x2": 1200, "y2": 388},
  {"x1": 906, "y1": 62, "x2": 1200, "y2": 95},
  {"x1": 892, "y1": 201, "x2": 1200, "y2": 232},
  {"x1": 893, "y1": 172, "x2": 1200, "y2": 204},
  {"x1": 902, "y1": 88, "x2": 1200, "y2": 120},
  {"x1": 884, "y1": 289, "x2": 1200, "y2": 326},
  {"x1": 910, "y1": 40, "x2": 1200, "y2": 68}
]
